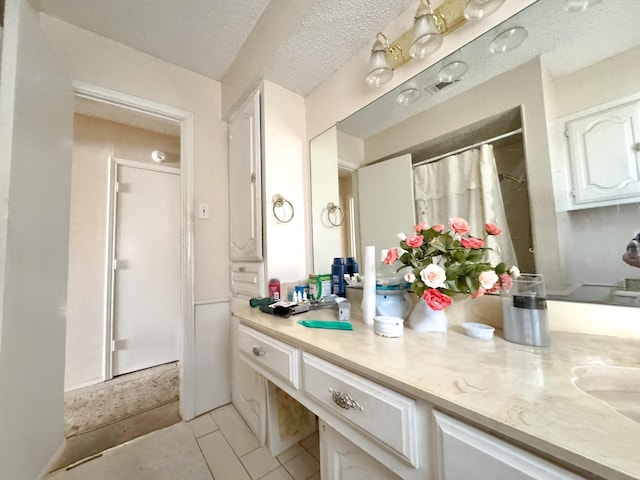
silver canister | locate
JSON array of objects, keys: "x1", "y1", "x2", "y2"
[{"x1": 501, "y1": 273, "x2": 550, "y2": 347}]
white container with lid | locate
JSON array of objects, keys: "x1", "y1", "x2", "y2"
[{"x1": 374, "y1": 316, "x2": 404, "y2": 337}]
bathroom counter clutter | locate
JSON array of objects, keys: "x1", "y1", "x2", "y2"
[{"x1": 232, "y1": 305, "x2": 640, "y2": 480}]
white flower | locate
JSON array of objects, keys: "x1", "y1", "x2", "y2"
[
  {"x1": 397, "y1": 232, "x2": 407, "y2": 241},
  {"x1": 479, "y1": 270, "x2": 499, "y2": 290},
  {"x1": 420, "y1": 264, "x2": 447, "y2": 289},
  {"x1": 508, "y1": 266, "x2": 521, "y2": 278},
  {"x1": 404, "y1": 272, "x2": 416, "y2": 283}
]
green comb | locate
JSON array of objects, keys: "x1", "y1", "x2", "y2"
[{"x1": 297, "y1": 320, "x2": 353, "y2": 330}]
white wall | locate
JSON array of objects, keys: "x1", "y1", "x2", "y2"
[
  {"x1": 0, "y1": 0, "x2": 73, "y2": 477},
  {"x1": 39, "y1": 13, "x2": 232, "y2": 417},
  {"x1": 39, "y1": 14, "x2": 229, "y2": 302}
]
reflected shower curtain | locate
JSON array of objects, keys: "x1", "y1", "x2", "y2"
[{"x1": 413, "y1": 144, "x2": 518, "y2": 268}]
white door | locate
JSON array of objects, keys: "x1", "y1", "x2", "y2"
[
  {"x1": 0, "y1": 0, "x2": 74, "y2": 477},
  {"x1": 357, "y1": 154, "x2": 415, "y2": 256},
  {"x1": 112, "y1": 164, "x2": 181, "y2": 376}
]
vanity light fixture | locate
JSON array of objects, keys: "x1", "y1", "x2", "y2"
[
  {"x1": 366, "y1": 33, "x2": 396, "y2": 87},
  {"x1": 366, "y1": 0, "x2": 505, "y2": 87},
  {"x1": 464, "y1": 0, "x2": 506, "y2": 20},
  {"x1": 409, "y1": 0, "x2": 443, "y2": 59},
  {"x1": 489, "y1": 26, "x2": 528, "y2": 54}
]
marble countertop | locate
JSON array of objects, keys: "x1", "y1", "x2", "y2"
[{"x1": 232, "y1": 305, "x2": 640, "y2": 480}]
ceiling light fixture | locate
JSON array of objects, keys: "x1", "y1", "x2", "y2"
[
  {"x1": 464, "y1": 0, "x2": 506, "y2": 20},
  {"x1": 437, "y1": 60, "x2": 468, "y2": 82},
  {"x1": 489, "y1": 26, "x2": 528, "y2": 54},
  {"x1": 564, "y1": 0, "x2": 602, "y2": 13},
  {"x1": 366, "y1": 0, "x2": 504, "y2": 87},
  {"x1": 396, "y1": 82, "x2": 421, "y2": 105}
]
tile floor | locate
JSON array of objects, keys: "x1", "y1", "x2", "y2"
[{"x1": 47, "y1": 404, "x2": 321, "y2": 480}]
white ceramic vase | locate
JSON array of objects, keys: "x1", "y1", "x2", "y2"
[{"x1": 407, "y1": 298, "x2": 448, "y2": 333}]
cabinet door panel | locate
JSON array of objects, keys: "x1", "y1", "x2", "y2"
[
  {"x1": 433, "y1": 411, "x2": 584, "y2": 480},
  {"x1": 229, "y1": 91, "x2": 262, "y2": 261},
  {"x1": 567, "y1": 100, "x2": 640, "y2": 206},
  {"x1": 320, "y1": 420, "x2": 402, "y2": 480}
]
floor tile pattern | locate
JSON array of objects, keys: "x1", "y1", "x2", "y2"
[{"x1": 47, "y1": 404, "x2": 321, "y2": 480}]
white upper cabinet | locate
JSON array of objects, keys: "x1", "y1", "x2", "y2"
[
  {"x1": 565, "y1": 96, "x2": 640, "y2": 209},
  {"x1": 228, "y1": 90, "x2": 263, "y2": 261}
]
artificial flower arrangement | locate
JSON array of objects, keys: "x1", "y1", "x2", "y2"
[{"x1": 384, "y1": 217, "x2": 520, "y2": 311}]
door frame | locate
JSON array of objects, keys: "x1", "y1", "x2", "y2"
[
  {"x1": 74, "y1": 81, "x2": 197, "y2": 420},
  {"x1": 106, "y1": 157, "x2": 181, "y2": 378}
]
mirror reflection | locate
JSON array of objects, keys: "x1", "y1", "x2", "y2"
[{"x1": 310, "y1": 0, "x2": 640, "y2": 307}]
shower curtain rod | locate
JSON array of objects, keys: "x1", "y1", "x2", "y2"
[{"x1": 414, "y1": 128, "x2": 523, "y2": 167}]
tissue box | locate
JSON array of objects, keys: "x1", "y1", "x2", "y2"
[{"x1": 309, "y1": 274, "x2": 331, "y2": 299}]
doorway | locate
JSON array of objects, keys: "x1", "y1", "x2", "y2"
[{"x1": 57, "y1": 100, "x2": 186, "y2": 469}]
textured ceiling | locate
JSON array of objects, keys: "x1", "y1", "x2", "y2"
[{"x1": 38, "y1": 0, "x2": 416, "y2": 97}]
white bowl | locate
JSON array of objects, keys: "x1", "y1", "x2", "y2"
[
  {"x1": 461, "y1": 322, "x2": 495, "y2": 340},
  {"x1": 373, "y1": 316, "x2": 404, "y2": 337}
]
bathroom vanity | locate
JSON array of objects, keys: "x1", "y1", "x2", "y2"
[{"x1": 231, "y1": 305, "x2": 640, "y2": 480}]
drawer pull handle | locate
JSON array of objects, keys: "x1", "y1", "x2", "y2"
[
  {"x1": 329, "y1": 388, "x2": 364, "y2": 411},
  {"x1": 252, "y1": 346, "x2": 266, "y2": 357}
]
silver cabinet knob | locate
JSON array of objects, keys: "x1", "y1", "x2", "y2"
[{"x1": 252, "y1": 346, "x2": 266, "y2": 357}]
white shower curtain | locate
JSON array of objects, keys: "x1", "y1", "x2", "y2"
[{"x1": 413, "y1": 144, "x2": 518, "y2": 268}]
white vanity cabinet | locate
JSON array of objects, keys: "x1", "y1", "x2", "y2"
[
  {"x1": 230, "y1": 317, "x2": 267, "y2": 444},
  {"x1": 564, "y1": 96, "x2": 640, "y2": 209},
  {"x1": 432, "y1": 411, "x2": 585, "y2": 480},
  {"x1": 228, "y1": 89, "x2": 262, "y2": 263},
  {"x1": 228, "y1": 82, "x2": 308, "y2": 299}
]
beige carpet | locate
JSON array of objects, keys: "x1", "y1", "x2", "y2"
[{"x1": 52, "y1": 362, "x2": 181, "y2": 471}]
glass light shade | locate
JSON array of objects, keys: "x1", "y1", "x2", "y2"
[
  {"x1": 489, "y1": 26, "x2": 528, "y2": 54},
  {"x1": 565, "y1": 0, "x2": 602, "y2": 12},
  {"x1": 464, "y1": 0, "x2": 505, "y2": 20},
  {"x1": 409, "y1": 14, "x2": 442, "y2": 59},
  {"x1": 366, "y1": 49, "x2": 393, "y2": 87},
  {"x1": 396, "y1": 87, "x2": 421, "y2": 105},
  {"x1": 437, "y1": 61, "x2": 468, "y2": 82}
]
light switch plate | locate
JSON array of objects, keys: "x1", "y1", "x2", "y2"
[{"x1": 198, "y1": 203, "x2": 209, "y2": 219}]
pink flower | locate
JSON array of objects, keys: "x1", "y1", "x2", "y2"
[
  {"x1": 479, "y1": 270, "x2": 499, "y2": 290},
  {"x1": 485, "y1": 223, "x2": 502, "y2": 236},
  {"x1": 422, "y1": 288, "x2": 452, "y2": 311},
  {"x1": 384, "y1": 248, "x2": 399, "y2": 265},
  {"x1": 420, "y1": 264, "x2": 447, "y2": 288},
  {"x1": 414, "y1": 222, "x2": 429, "y2": 232},
  {"x1": 432, "y1": 224, "x2": 445, "y2": 233},
  {"x1": 449, "y1": 218, "x2": 470, "y2": 235},
  {"x1": 499, "y1": 273, "x2": 513, "y2": 290},
  {"x1": 405, "y1": 235, "x2": 424, "y2": 248},
  {"x1": 404, "y1": 272, "x2": 416, "y2": 283},
  {"x1": 471, "y1": 287, "x2": 486, "y2": 299},
  {"x1": 460, "y1": 237, "x2": 484, "y2": 249}
]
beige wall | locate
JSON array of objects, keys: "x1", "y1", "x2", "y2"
[
  {"x1": 65, "y1": 113, "x2": 179, "y2": 390},
  {"x1": 39, "y1": 13, "x2": 228, "y2": 303}
]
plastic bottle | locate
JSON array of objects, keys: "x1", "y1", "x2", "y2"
[
  {"x1": 268, "y1": 278, "x2": 281, "y2": 300},
  {"x1": 345, "y1": 257, "x2": 359, "y2": 276},
  {"x1": 331, "y1": 257, "x2": 346, "y2": 297}
]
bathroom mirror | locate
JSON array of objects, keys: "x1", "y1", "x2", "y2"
[{"x1": 310, "y1": 0, "x2": 640, "y2": 307}]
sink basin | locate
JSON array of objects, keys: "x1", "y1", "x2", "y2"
[{"x1": 572, "y1": 366, "x2": 640, "y2": 423}]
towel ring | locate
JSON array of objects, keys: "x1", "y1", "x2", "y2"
[
  {"x1": 272, "y1": 194, "x2": 294, "y2": 223},
  {"x1": 326, "y1": 202, "x2": 344, "y2": 227}
]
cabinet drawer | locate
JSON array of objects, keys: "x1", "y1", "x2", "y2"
[
  {"x1": 231, "y1": 262, "x2": 264, "y2": 299},
  {"x1": 238, "y1": 324, "x2": 299, "y2": 389},
  {"x1": 302, "y1": 352, "x2": 419, "y2": 467}
]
